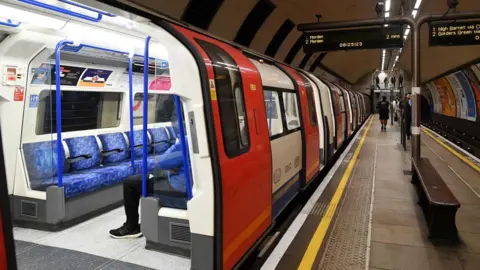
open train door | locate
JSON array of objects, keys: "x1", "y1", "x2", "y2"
[{"x1": 0, "y1": 129, "x2": 17, "y2": 270}]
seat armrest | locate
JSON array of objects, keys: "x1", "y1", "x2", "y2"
[
  {"x1": 67, "y1": 154, "x2": 92, "y2": 164},
  {"x1": 101, "y1": 148, "x2": 124, "y2": 157}
]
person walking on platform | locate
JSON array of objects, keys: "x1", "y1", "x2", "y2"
[
  {"x1": 375, "y1": 76, "x2": 380, "y2": 89},
  {"x1": 391, "y1": 76, "x2": 396, "y2": 88},
  {"x1": 403, "y1": 93, "x2": 412, "y2": 140},
  {"x1": 383, "y1": 77, "x2": 389, "y2": 89},
  {"x1": 377, "y1": 96, "x2": 390, "y2": 131},
  {"x1": 109, "y1": 138, "x2": 188, "y2": 239},
  {"x1": 399, "y1": 74, "x2": 404, "y2": 88}
]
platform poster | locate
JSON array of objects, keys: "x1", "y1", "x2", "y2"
[
  {"x1": 463, "y1": 68, "x2": 480, "y2": 122},
  {"x1": 454, "y1": 71, "x2": 476, "y2": 121},
  {"x1": 78, "y1": 69, "x2": 113, "y2": 88},
  {"x1": 427, "y1": 82, "x2": 441, "y2": 114},
  {"x1": 433, "y1": 77, "x2": 456, "y2": 117},
  {"x1": 422, "y1": 84, "x2": 434, "y2": 112},
  {"x1": 446, "y1": 74, "x2": 467, "y2": 119}
]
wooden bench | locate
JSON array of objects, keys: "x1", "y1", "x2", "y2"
[{"x1": 411, "y1": 157, "x2": 460, "y2": 240}]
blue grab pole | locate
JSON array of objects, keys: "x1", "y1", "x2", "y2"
[
  {"x1": 128, "y1": 55, "x2": 135, "y2": 170},
  {"x1": 141, "y1": 36, "x2": 151, "y2": 197},
  {"x1": 55, "y1": 40, "x2": 74, "y2": 188},
  {"x1": 174, "y1": 96, "x2": 193, "y2": 200}
]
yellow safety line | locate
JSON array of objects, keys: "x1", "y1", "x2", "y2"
[
  {"x1": 297, "y1": 116, "x2": 374, "y2": 270},
  {"x1": 422, "y1": 127, "x2": 480, "y2": 174}
]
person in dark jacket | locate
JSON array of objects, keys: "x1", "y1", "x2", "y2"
[
  {"x1": 377, "y1": 96, "x2": 390, "y2": 131},
  {"x1": 109, "y1": 138, "x2": 188, "y2": 239},
  {"x1": 404, "y1": 93, "x2": 412, "y2": 139},
  {"x1": 399, "y1": 75, "x2": 404, "y2": 88},
  {"x1": 384, "y1": 77, "x2": 389, "y2": 89},
  {"x1": 391, "y1": 76, "x2": 396, "y2": 88}
]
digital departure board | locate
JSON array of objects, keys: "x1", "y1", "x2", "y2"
[
  {"x1": 303, "y1": 25, "x2": 404, "y2": 53},
  {"x1": 429, "y1": 20, "x2": 480, "y2": 47}
]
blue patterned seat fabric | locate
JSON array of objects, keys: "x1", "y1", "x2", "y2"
[
  {"x1": 98, "y1": 133, "x2": 129, "y2": 164},
  {"x1": 25, "y1": 128, "x2": 176, "y2": 198},
  {"x1": 64, "y1": 136, "x2": 101, "y2": 171},
  {"x1": 149, "y1": 127, "x2": 171, "y2": 155}
]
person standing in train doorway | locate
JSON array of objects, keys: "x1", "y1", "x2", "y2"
[{"x1": 378, "y1": 96, "x2": 390, "y2": 131}]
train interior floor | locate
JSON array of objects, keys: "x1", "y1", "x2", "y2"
[
  {"x1": 11, "y1": 115, "x2": 480, "y2": 270},
  {"x1": 263, "y1": 115, "x2": 480, "y2": 270},
  {"x1": 13, "y1": 207, "x2": 189, "y2": 270}
]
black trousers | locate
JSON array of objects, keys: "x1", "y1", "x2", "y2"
[
  {"x1": 124, "y1": 171, "x2": 169, "y2": 229},
  {"x1": 405, "y1": 118, "x2": 412, "y2": 138}
]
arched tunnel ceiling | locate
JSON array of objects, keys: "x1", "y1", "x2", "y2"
[{"x1": 114, "y1": 0, "x2": 479, "y2": 84}]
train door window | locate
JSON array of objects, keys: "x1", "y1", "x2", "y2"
[
  {"x1": 282, "y1": 92, "x2": 300, "y2": 130},
  {"x1": 196, "y1": 39, "x2": 249, "y2": 157},
  {"x1": 339, "y1": 92, "x2": 346, "y2": 113},
  {"x1": 264, "y1": 90, "x2": 283, "y2": 136},
  {"x1": 35, "y1": 90, "x2": 122, "y2": 134},
  {"x1": 301, "y1": 75, "x2": 318, "y2": 127}
]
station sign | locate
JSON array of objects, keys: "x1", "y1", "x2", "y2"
[
  {"x1": 429, "y1": 20, "x2": 480, "y2": 47},
  {"x1": 303, "y1": 25, "x2": 404, "y2": 53}
]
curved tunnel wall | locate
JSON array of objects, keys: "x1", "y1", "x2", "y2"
[{"x1": 423, "y1": 60, "x2": 480, "y2": 123}]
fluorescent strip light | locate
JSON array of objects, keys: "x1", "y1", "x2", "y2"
[
  {"x1": 412, "y1": 10, "x2": 418, "y2": 18},
  {"x1": 404, "y1": 35, "x2": 408, "y2": 40},
  {"x1": 0, "y1": 4, "x2": 66, "y2": 30},
  {"x1": 404, "y1": 28, "x2": 410, "y2": 36},
  {"x1": 414, "y1": 0, "x2": 422, "y2": 9},
  {"x1": 385, "y1": 12, "x2": 390, "y2": 18},
  {"x1": 386, "y1": 0, "x2": 391, "y2": 11}
]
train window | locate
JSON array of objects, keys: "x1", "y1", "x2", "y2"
[
  {"x1": 264, "y1": 91, "x2": 283, "y2": 136},
  {"x1": 339, "y1": 94, "x2": 346, "y2": 113},
  {"x1": 133, "y1": 93, "x2": 176, "y2": 125},
  {"x1": 196, "y1": 39, "x2": 249, "y2": 157},
  {"x1": 282, "y1": 92, "x2": 300, "y2": 130},
  {"x1": 36, "y1": 90, "x2": 122, "y2": 134}
]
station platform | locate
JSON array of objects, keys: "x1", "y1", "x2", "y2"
[{"x1": 262, "y1": 115, "x2": 480, "y2": 270}]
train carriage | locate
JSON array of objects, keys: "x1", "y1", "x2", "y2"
[{"x1": 0, "y1": 1, "x2": 371, "y2": 269}]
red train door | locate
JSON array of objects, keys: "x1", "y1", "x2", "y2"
[
  {"x1": 175, "y1": 26, "x2": 272, "y2": 269},
  {"x1": 0, "y1": 129, "x2": 16, "y2": 270},
  {"x1": 281, "y1": 66, "x2": 320, "y2": 184}
]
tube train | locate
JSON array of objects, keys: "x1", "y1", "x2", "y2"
[{"x1": 0, "y1": 0, "x2": 371, "y2": 269}]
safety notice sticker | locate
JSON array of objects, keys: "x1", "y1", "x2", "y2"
[
  {"x1": 29, "y1": 95, "x2": 38, "y2": 108},
  {"x1": 14, "y1": 86, "x2": 24, "y2": 101}
]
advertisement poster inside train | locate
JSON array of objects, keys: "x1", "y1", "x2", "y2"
[
  {"x1": 463, "y1": 68, "x2": 480, "y2": 121},
  {"x1": 78, "y1": 69, "x2": 113, "y2": 88},
  {"x1": 454, "y1": 71, "x2": 476, "y2": 121},
  {"x1": 446, "y1": 74, "x2": 467, "y2": 119},
  {"x1": 31, "y1": 64, "x2": 86, "y2": 86},
  {"x1": 433, "y1": 78, "x2": 456, "y2": 117},
  {"x1": 427, "y1": 82, "x2": 441, "y2": 113},
  {"x1": 148, "y1": 69, "x2": 171, "y2": 91}
]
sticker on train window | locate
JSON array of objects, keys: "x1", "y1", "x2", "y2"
[
  {"x1": 209, "y1": 79, "x2": 217, "y2": 100},
  {"x1": 29, "y1": 95, "x2": 38, "y2": 108}
]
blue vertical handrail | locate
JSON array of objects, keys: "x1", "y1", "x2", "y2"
[
  {"x1": 141, "y1": 36, "x2": 151, "y2": 197},
  {"x1": 128, "y1": 54, "x2": 135, "y2": 170},
  {"x1": 18, "y1": 0, "x2": 103, "y2": 22},
  {"x1": 0, "y1": 19, "x2": 21, "y2": 28},
  {"x1": 55, "y1": 40, "x2": 74, "y2": 188},
  {"x1": 174, "y1": 96, "x2": 193, "y2": 200}
]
